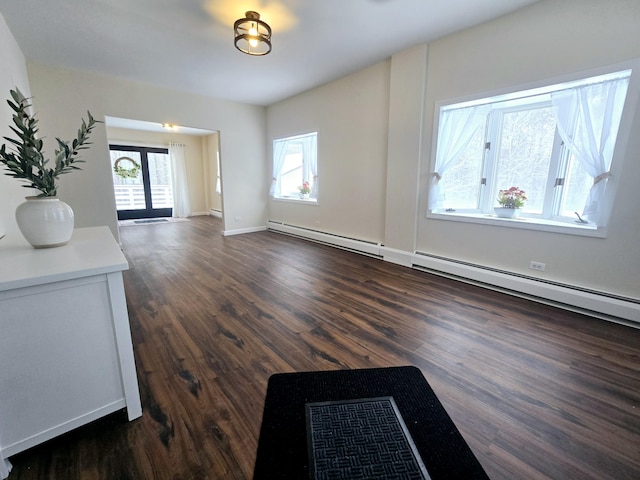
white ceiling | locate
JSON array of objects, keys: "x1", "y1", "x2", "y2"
[{"x1": 0, "y1": 0, "x2": 540, "y2": 107}]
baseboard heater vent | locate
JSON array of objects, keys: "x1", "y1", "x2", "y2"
[
  {"x1": 263, "y1": 223, "x2": 638, "y2": 325},
  {"x1": 267, "y1": 221, "x2": 382, "y2": 258},
  {"x1": 412, "y1": 251, "x2": 640, "y2": 326}
]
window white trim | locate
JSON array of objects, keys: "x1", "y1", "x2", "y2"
[
  {"x1": 427, "y1": 58, "x2": 640, "y2": 236},
  {"x1": 272, "y1": 197, "x2": 319, "y2": 205},
  {"x1": 271, "y1": 131, "x2": 318, "y2": 201},
  {"x1": 430, "y1": 210, "x2": 605, "y2": 238}
]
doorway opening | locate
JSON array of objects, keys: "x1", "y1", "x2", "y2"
[{"x1": 110, "y1": 144, "x2": 173, "y2": 220}]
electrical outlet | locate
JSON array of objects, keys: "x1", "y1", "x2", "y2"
[
  {"x1": 529, "y1": 261, "x2": 546, "y2": 272},
  {"x1": 315, "y1": 221, "x2": 321, "y2": 227},
  {"x1": 234, "y1": 216, "x2": 241, "y2": 222}
]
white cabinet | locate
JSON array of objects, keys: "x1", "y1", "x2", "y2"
[{"x1": 0, "y1": 227, "x2": 142, "y2": 479}]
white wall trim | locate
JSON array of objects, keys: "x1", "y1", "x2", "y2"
[
  {"x1": 223, "y1": 226, "x2": 267, "y2": 236},
  {"x1": 412, "y1": 252, "x2": 640, "y2": 326},
  {"x1": 267, "y1": 221, "x2": 381, "y2": 257},
  {"x1": 380, "y1": 246, "x2": 413, "y2": 267},
  {"x1": 266, "y1": 221, "x2": 639, "y2": 327}
]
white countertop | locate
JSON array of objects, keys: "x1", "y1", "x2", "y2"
[{"x1": 0, "y1": 226, "x2": 128, "y2": 291}]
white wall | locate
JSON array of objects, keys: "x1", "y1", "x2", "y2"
[
  {"x1": 384, "y1": 44, "x2": 428, "y2": 254},
  {"x1": 0, "y1": 13, "x2": 32, "y2": 244},
  {"x1": 417, "y1": 0, "x2": 640, "y2": 298},
  {"x1": 25, "y1": 63, "x2": 267, "y2": 239},
  {"x1": 267, "y1": 62, "x2": 390, "y2": 244},
  {"x1": 266, "y1": 0, "x2": 640, "y2": 301}
]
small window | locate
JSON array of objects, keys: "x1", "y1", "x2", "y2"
[
  {"x1": 429, "y1": 69, "x2": 631, "y2": 231},
  {"x1": 271, "y1": 132, "x2": 318, "y2": 202}
]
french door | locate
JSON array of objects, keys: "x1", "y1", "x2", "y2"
[{"x1": 110, "y1": 145, "x2": 173, "y2": 220}]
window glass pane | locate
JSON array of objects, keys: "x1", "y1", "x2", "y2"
[
  {"x1": 438, "y1": 127, "x2": 484, "y2": 209},
  {"x1": 147, "y1": 152, "x2": 173, "y2": 209},
  {"x1": 273, "y1": 132, "x2": 317, "y2": 199},
  {"x1": 431, "y1": 68, "x2": 631, "y2": 229},
  {"x1": 494, "y1": 106, "x2": 556, "y2": 214},
  {"x1": 280, "y1": 152, "x2": 303, "y2": 197},
  {"x1": 558, "y1": 153, "x2": 592, "y2": 217},
  {"x1": 111, "y1": 150, "x2": 144, "y2": 211}
]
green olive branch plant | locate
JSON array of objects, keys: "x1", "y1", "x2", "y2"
[{"x1": 0, "y1": 88, "x2": 100, "y2": 197}]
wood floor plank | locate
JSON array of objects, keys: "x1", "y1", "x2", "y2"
[{"x1": 6, "y1": 216, "x2": 640, "y2": 479}]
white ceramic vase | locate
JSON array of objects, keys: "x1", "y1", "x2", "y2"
[
  {"x1": 494, "y1": 207, "x2": 520, "y2": 219},
  {"x1": 15, "y1": 196, "x2": 74, "y2": 248}
]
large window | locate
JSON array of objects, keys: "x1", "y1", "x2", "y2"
[
  {"x1": 271, "y1": 132, "x2": 318, "y2": 202},
  {"x1": 429, "y1": 69, "x2": 631, "y2": 232}
]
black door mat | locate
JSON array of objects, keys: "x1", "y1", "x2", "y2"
[
  {"x1": 133, "y1": 218, "x2": 169, "y2": 224},
  {"x1": 253, "y1": 366, "x2": 489, "y2": 480},
  {"x1": 306, "y1": 397, "x2": 431, "y2": 480}
]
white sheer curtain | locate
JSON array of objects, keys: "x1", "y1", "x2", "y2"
[
  {"x1": 215, "y1": 152, "x2": 221, "y2": 194},
  {"x1": 429, "y1": 105, "x2": 489, "y2": 210},
  {"x1": 551, "y1": 77, "x2": 629, "y2": 224},
  {"x1": 301, "y1": 134, "x2": 318, "y2": 196},
  {"x1": 169, "y1": 143, "x2": 191, "y2": 218},
  {"x1": 270, "y1": 139, "x2": 287, "y2": 196}
]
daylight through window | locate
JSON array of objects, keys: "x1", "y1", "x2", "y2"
[
  {"x1": 429, "y1": 69, "x2": 631, "y2": 229},
  {"x1": 271, "y1": 132, "x2": 318, "y2": 201}
]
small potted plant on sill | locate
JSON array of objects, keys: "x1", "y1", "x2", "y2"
[
  {"x1": 298, "y1": 181, "x2": 311, "y2": 199},
  {"x1": 0, "y1": 88, "x2": 99, "y2": 248},
  {"x1": 495, "y1": 186, "x2": 527, "y2": 218}
]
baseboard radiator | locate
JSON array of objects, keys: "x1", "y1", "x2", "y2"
[
  {"x1": 266, "y1": 221, "x2": 382, "y2": 257},
  {"x1": 265, "y1": 221, "x2": 639, "y2": 327},
  {"x1": 412, "y1": 252, "x2": 639, "y2": 327}
]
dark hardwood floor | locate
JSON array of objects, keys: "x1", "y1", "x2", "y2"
[{"x1": 8, "y1": 215, "x2": 640, "y2": 479}]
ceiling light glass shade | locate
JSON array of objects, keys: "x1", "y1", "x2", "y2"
[{"x1": 234, "y1": 11, "x2": 271, "y2": 56}]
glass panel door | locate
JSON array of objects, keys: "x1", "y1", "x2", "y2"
[
  {"x1": 110, "y1": 145, "x2": 172, "y2": 220},
  {"x1": 147, "y1": 151, "x2": 173, "y2": 209}
]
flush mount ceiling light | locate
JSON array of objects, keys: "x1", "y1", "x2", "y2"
[{"x1": 234, "y1": 11, "x2": 272, "y2": 56}]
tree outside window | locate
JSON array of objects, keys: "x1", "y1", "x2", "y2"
[{"x1": 430, "y1": 69, "x2": 631, "y2": 229}]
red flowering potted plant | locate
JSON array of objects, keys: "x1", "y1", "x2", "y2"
[
  {"x1": 298, "y1": 181, "x2": 311, "y2": 199},
  {"x1": 495, "y1": 186, "x2": 526, "y2": 218}
]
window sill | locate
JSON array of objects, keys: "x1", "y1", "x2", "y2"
[
  {"x1": 272, "y1": 196, "x2": 318, "y2": 205},
  {"x1": 428, "y1": 211, "x2": 606, "y2": 238}
]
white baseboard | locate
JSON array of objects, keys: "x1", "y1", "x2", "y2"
[
  {"x1": 381, "y1": 246, "x2": 413, "y2": 267},
  {"x1": 267, "y1": 221, "x2": 381, "y2": 257},
  {"x1": 412, "y1": 252, "x2": 640, "y2": 326},
  {"x1": 265, "y1": 221, "x2": 639, "y2": 326},
  {"x1": 223, "y1": 226, "x2": 267, "y2": 236},
  {"x1": 209, "y1": 209, "x2": 222, "y2": 219}
]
